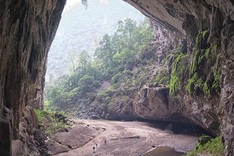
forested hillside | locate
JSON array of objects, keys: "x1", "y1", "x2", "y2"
[
  {"x1": 45, "y1": 19, "x2": 154, "y2": 116},
  {"x1": 46, "y1": 0, "x2": 145, "y2": 80}
]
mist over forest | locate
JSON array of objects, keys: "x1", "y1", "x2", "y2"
[{"x1": 47, "y1": 0, "x2": 145, "y2": 81}]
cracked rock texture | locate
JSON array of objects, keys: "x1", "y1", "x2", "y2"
[
  {"x1": 124, "y1": 0, "x2": 234, "y2": 155},
  {"x1": 0, "y1": 0, "x2": 234, "y2": 155},
  {"x1": 0, "y1": 0, "x2": 66, "y2": 155}
]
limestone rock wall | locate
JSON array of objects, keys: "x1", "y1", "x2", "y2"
[
  {"x1": 124, "y1": 0, "x2": 234, "y2": 155},
  {"x1": 0, "y1": 0, "x2": 66, "y2": 155},
  {"x1": 0, "y1": 0, "x2": 233, "y2": 155}
]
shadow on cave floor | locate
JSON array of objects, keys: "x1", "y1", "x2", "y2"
[{"x1": 142, "y1": 120, "x2": 212, "y2": 136}]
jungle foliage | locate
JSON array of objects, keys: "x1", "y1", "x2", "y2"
[
  {"x1": 34, "y1": 109, "x2": 71, "y2": 135},
  {"x1": 45, "y1": 19, "x2": 153, "y2": 113}
]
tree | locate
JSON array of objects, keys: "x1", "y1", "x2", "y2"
[
  {"x1": 94, "y1": 34, "x2": 115, "y2": 67},
  {"x1": 78, "y1": 50, "x2": 91, "y2": 70},
  {"x1": 68, "y1": 50, "x2": 79, "y2": 72},
  {"x1": 45, "y1": 18, "x2": 153, "y2": 112}
]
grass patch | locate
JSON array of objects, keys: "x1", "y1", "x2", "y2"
[
  {"x1": 34, "y1": 109, "x2": 71, "y2": 135},
  {"x1": 186, "y1": 136, "x2": 224, "y2": 156}
]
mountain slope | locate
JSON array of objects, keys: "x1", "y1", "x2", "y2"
[{"x1": 47, "y1": 0, "x2": 145, "y2": 80}]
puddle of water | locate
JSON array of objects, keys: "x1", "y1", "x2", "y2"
[{"x1": 144, "y1": 146, "x2": 185, "y2": 156}]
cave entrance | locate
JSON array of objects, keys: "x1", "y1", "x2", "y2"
[
  {"x1": 39, "y1": 0, "x2": 214, "y2": 155},
  {"x1": 44, "y1": 0, "x2": 147, "y2": 113},
  {"x1": 43, "y1": 0, "x2": 209, "y2": 136},
  {"x1": 42, "y1": 0, "x2": 212, "y2": 137},
  {"x1": 46, "y1": 0, "x2": 145, "y2": 81}
]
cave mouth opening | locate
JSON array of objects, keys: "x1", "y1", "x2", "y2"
[
  {"x1": 2, "y1": 0, "x2": 232, "y2": 155},
  {"x1": 46, "y1": 0, "x2": 146, "y2": 82},
  {"x1": 41, "y1": 0, "x2": 216, "y2": 142},
  {"x1": 44, "y1": 0, "x2": 213, "y2": 138},
  {"x1": 44, "y1": 0, "x2": 147, "y2": 113}
]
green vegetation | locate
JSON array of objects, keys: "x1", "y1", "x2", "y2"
[
  {"x1": 46, "y1": 23, "x2": 221, "y2": 117},
  {"x1": 169, "y1": 47, "x2": 188, "y2": 96},
  {"x1": 34, "y1": 109, "x2": 71, "y2": 135},
  {"x1": 187, "y1": 136, "x2": 224, "y2": 156},
  {"x1": 154, "y1": 68, "x2": 169, "y2": 85},
  {"x1": 45, "y1": 19, "x2": 153, "y2": 113},
  {"x1": 185, "y1": 30, "x2": 221, "y2": 97},
  {"x1": 168, "y1": 30, "x2": 221, "y2": 97}
]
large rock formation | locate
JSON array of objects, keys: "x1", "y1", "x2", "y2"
[
  {"x1": 0, "y1": 0, "x2": 234, "y2": 155},
  {"x1": 0, "y1": 0, "x2": 66, "y2": 155},
  {"x1": 123, "y1": 0, "x2": 234, "y2": 155}
]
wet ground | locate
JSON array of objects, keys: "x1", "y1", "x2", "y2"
[{"x1": 144, "y1": 146, "x2": 185, "y2": 156}]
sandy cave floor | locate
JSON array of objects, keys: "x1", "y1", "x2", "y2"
[{"x1": 47, "y1": 119, "x2": 198, "y2": 156}]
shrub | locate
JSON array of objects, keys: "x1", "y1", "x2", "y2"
[
  {"x1": 112, "y1": 72, "x2": 122, "y2": 84},
  {"x1": 34, "y1": 109, "x2": 71, "y2": 135},
  {"x1": 187, "y1": 136, "x2": 224, "y2": 156}
]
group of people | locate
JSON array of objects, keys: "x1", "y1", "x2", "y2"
[{"x1": 93, "y1": 140, "x2": 107, "y2": 153}]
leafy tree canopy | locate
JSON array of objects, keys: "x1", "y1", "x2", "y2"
[{"x1": 45, "y1": 18, "x2": 153, "y2": 113}]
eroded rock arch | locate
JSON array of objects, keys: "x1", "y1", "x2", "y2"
[{"x1": 0, "y1": 0, "x2": 234, "y2": 155}]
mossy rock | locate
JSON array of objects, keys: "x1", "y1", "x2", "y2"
[
  {"x1": 169, "y1": 52, "x2": 188, "y2": 96},
  {"x1": 186, "y1": 30, "x2": 221, "y2": 97},
  {"x1": 168, "y1": 30, "x2": 221, "y2": 97},
  {"x1": 154, "y1": 68, "x2": 170, "y2": 85}
]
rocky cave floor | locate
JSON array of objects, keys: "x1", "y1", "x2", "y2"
[{"x1": 46, "y1": 119, "x2": 199, "y2": 156}]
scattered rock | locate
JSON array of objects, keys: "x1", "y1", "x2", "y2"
[
  {"x1": 47, "y1": 122, "x2": 104, "y2": 154},
  {"x1": 47, "y1": 140, "x2": 70, "y2": 155}
]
